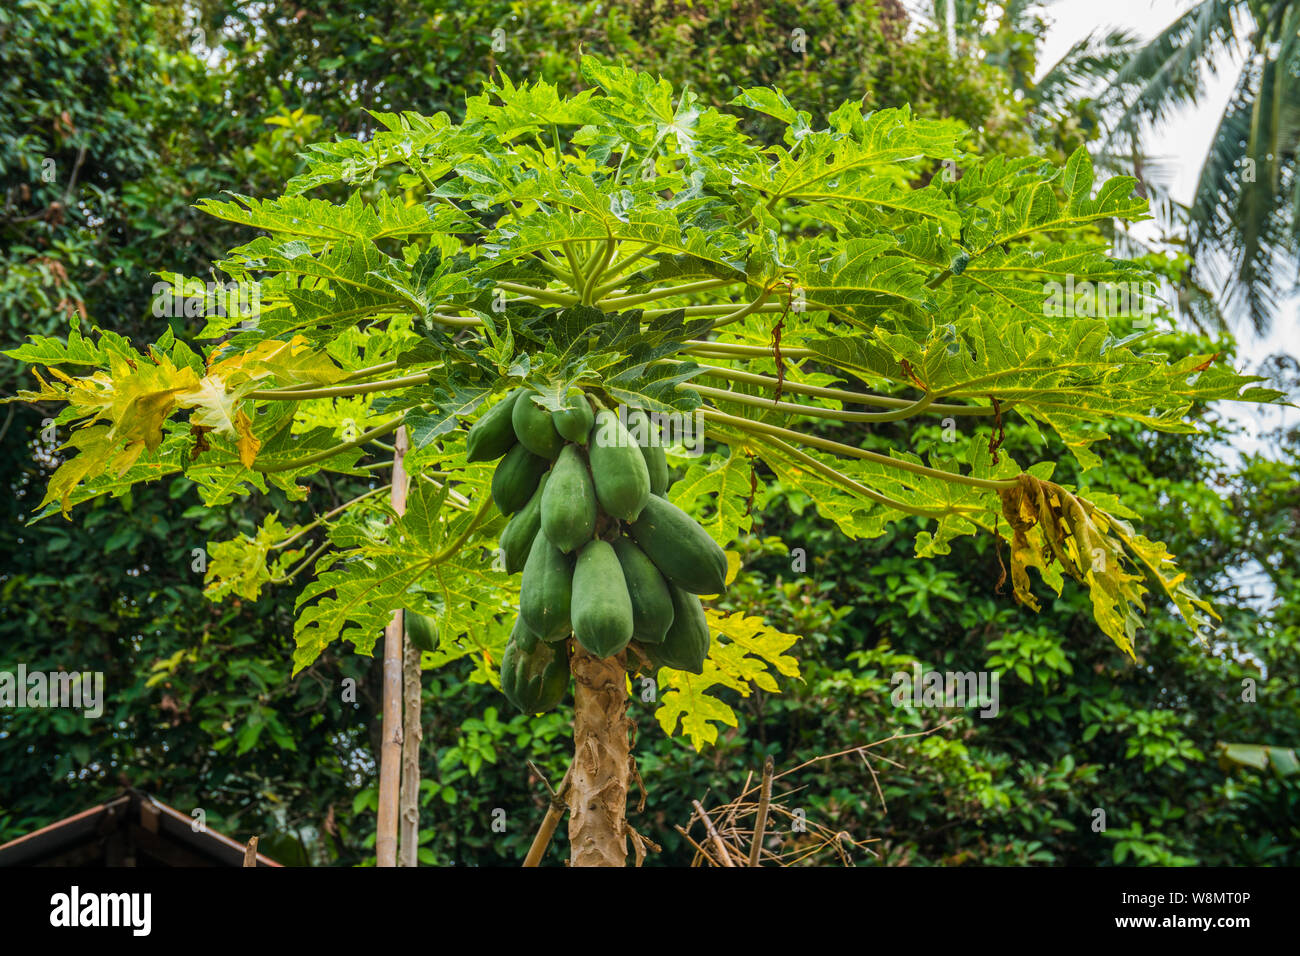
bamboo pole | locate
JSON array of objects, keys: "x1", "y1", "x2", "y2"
[
  {"x1": 376, "y1": 427, "x2": 410, "y2": 867},
  {"x1": 393, "y1": 428, "x2": 424, "y2": 866},
  {"x1": 399, "y1": 635, "x2": 422, "y2": 865}
]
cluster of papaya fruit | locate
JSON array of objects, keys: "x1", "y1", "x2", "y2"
[{"x1": 468, "y1": 387, "x2": 727, "y2": 713}]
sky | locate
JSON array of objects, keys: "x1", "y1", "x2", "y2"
[{"x1": 1035, "y1": 0, "x2": 1298, "y2": 460}]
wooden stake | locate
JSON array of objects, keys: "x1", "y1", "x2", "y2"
[
  {"x1": 522, "y1": 762, "x2": 573, "y2": 867},
  {"x1": 749, "y1": 755, "x2": 774, "y2": 867},
  {"x1": 399, "y1": 632, "x2": 422, "y2": 865},
  {"x1": 376, "y1": 426, "x2": 409, "y2": 867}
]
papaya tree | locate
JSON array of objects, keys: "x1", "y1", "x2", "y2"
[{"x1": 5, "y1": 58, "x2": 1281, "y2": 866}]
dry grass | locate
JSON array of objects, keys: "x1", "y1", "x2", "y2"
[{"x1": 675, "y1": 719, "x2": 958, "y2": 867}]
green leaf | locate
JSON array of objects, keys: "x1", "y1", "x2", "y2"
[{"x1": 667, "y1": 449, "x2": 765, "y2": 546}]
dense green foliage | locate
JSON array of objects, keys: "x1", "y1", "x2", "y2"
[
  {"x1": 0, "y1": 0, "x2": 377, "y2": 863},
  {"x1": 1, "y1": 0, "x2": 1294, "y2": 871}
]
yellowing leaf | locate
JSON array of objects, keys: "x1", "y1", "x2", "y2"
[
  {"x1": 235, "y1": 407, "x2": 261, "y2": 467},
  {"x1": 668, "y1": 448, "x2": 764, "y2": 546},
  {"x1": 204, "y1": 514, "x2": 301, "y2": 602},
  {"x1": 208, "y1": 334, "x2": 345, "y2": 386},
  {"x1": 996, "y1": 473, "x2": 1218, "y2": 660},
  {"x1": 177, "y1": 376, "x2": 262, "y2": 466},
  {"x1": 654, "y1": 608, "x2": 802, "y2": 750},
  {"x1": 178, "y1": 376, "x2": 241, "y2": 433}
]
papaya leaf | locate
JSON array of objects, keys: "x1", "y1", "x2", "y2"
[
  {"x1": 667, "y1": 449, "x2": 766, "y2": 546},
  {"x1": 203, "y1": 514, "x2": 304, "y2": 603},
  {"x1": 655, "y1": 609, "x2": 802, "y2": 750}
]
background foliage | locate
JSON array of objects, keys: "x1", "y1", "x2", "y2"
[{"x1": 1, "y1": 0, "x2": 1294, "y2": 867}]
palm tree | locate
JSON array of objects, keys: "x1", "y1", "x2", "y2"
[
  {"x1": 926, "y1": 0, "x2": 1139, "y2": 117},
  {"x1": 924, "y1": 0, "x2": 1298, "y2": 334},
  {"x1": 1097, "y1": 0, "x2": 1299, "y2": 334}
]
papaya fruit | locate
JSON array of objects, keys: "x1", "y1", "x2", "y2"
[
  {"x1": 628, "y1": 493, "x2": 729, "y2": 595},
  {"x1": 588, "y1": 407, "x2": 651, "y2": 521},
  {"x1": 554, "y1": 392, "x2": 595, "y2": 444},
  {"x1": 466, "y1": 389, "x2": 522, "y2": 462},
  {"x1": 406, "y1": 611, "x2": 438, "y2": 653},
  {"x1": 511, "y1": 390, "x2": 563, "y2": 459},
  {"x1": 519, "y1": 530, "x2": 574, "y2": 642},
  {"x1": 500, "y1": 639, "x2": 522, "y2": 704},
  {"x1": 645, "y1": 584, "x2": 709, "y2": 674},
  {"x1": 501, "y1": 628, "x2": 569, "y2": 713},
  {"x1": 540, "y1": 445, "x2": 596, "y2": 553},
  {"x1": 645, "y1": 442, "x2": 669, "y2": 496},
  {"x1": 611, "y1": 537, "x2": 674, "y2": 644},
  {"x1": 499, "y1": 473, "x2": 548, "y2": 573},
  {"x1": 570, "y1": 539, "x2": 634, "y2": 657},
  {"x1": 626, "y1": 408, "x2": 670, "y2": 496},
  {"x1": 491, "y1": 443, "x2": 548, "y2": 515},
  {"x1": 511, "y1": 615, "x2": 540, "y2": 654}
]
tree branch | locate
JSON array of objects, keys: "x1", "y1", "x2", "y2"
[{"x1": 701, "y1": 406, "x2": 1016, "y2": 491}]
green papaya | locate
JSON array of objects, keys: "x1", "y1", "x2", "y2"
[
  {"x1": 570, "y1": 539, "x2": 634, "y2": 657},
  {"x1": 500, "y1": 641, "x2": 517, "y2": 699},
  {"x1": 499, "y1": 473, "x2": 548, "y2": 573},
  {"x1": 406, "y1": 611, "x2": 438, "y2": 653},
  {"x1": 466, "y1": 389, "x2": 522, "y2": 462},
  {"x1": 645, "y1": 584, "x2": 709, "y2": 674},
  {"x1": 511, "y1": 615, "x2": 540, "y2": 654},
  {"x1": 491, "y1": 443, "x2": 548, "y2": 515},
  {"x1": 501, "y1": 629, "x2": 569, "y2": 713},
  {"x1": 540, "y1": 445, "x2": 597, "y2": 553},
  {"x1": 628, "y1": 493, "x2": 728, "y2": 595},
  {"x1": 511, "y1": 390, "x2": 563, "y2": 459},
  {"x1": 519, "y1": 530, "x2": 573, "y2": 642},
  {"x1": 588, "y1": 408, "x2": 651, "y2": 521},
  {"x1": 626, "y1": 408, "x2": 670, "y2": 496},
  {"x1": 554, "y1": 392, "x2": 595, "y2": 444},
  {"x1": 611, "y1": 537, "x2": 674, "y2": 644}
]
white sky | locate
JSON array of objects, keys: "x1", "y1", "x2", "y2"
[{"x1": 1037, "y1": 0, "x2": 1242, "y2": 205}]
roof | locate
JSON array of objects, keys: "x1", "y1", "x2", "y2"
[{"x1": 0, "y1": 789, "x2": 282, "y2": 867}]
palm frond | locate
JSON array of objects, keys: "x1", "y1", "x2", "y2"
[
  {"x1": 1096, "y1": 0, "x2": 1300, "y2": 334},
  {"x1": 1032, "y1": 28, "x2": 1142, "y2": 114},
  {"x1": 1187, "y1": 25, "x2": 1299, "y2": 333},
  {"x1": 1102, "y1": 0, "x2": 1244, "y2": 144}
]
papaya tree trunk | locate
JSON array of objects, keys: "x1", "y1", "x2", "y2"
[{"x1": 568, "y1": 647, "x2": 630, "y2": 867}]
